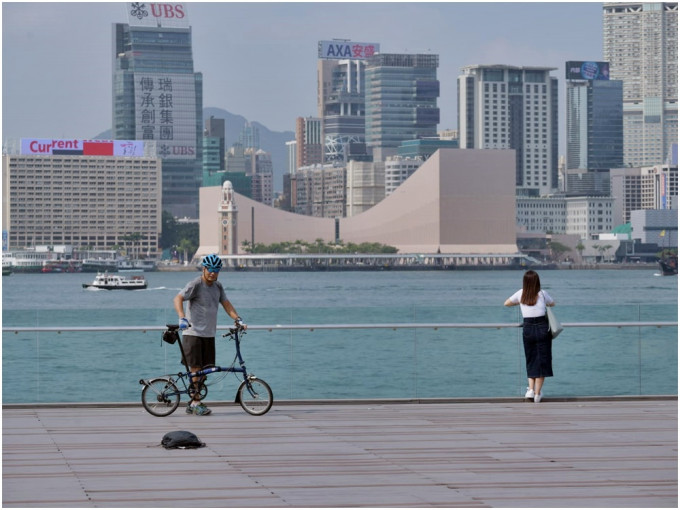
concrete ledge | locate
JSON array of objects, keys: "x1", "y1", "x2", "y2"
[{"x1": 3, "y1": 394, "x2": 677, "y2": 410}]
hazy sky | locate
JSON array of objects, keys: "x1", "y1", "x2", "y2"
[{"x1": 2, "y1": 1, "x2": 604, "y2": 146}]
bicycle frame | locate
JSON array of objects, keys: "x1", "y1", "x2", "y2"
[
  {"x1": 174, "y1": 327, "x2": 252, "y2": 395},
  {"x1": 141, "y1": 324, "x2": 273, "y2": 416}
]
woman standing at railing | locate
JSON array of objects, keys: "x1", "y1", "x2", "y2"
[{"x1": 504, "y1": 270, "x2": 556, "y2": 403}]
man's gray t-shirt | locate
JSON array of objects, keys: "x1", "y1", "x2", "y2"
[{"x1": 179, "y1": 276, "x2": 228, "y2": 337}]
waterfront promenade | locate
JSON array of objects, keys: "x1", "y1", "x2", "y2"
[{"x1": 3, "y1": 398, "x2": 677, "y2": 507}]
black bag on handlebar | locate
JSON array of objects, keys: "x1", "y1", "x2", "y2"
[{"x1": 162, "y1": 329, "x2": 179, "y2": 345}]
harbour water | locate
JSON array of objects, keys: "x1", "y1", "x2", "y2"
[{"x1": 2, "y1": 269, "x2": 677, "y2": 403}]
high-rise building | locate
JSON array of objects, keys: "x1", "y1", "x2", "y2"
[
  {"x1": 610, "y1": 163, "x2": 678, "y2": 224},
  {"x1": 239, "y1": 122, "x2": 260, "y2": 150},
  {"x1": 295, "y1": 117, "x2": 323, "y2": 168},
  {"x1": 203, "y1": 116, "x2": 225, "y2": 172},
  {"x1": 294, "y1": 164, "x2": 346, "y2": 218},
  {"x1": 3, "y1": 140, "x2": 161, "y2": 253},
  {"x1": 365, "y1": 53, "x2": 440, "y2": 161},
  {"x1": 346, "y1": 161, "x2": 385, "y2": 216},
  {"x1": 112, "y1": 3, "x2": 202, "y2": 219},
  {"x1": 603, "y1": 2, "x2": 678, "y2": 167},
  {"x1": 317, "y1": 40, "x2": 379, "y2": 162},
  {"x1": 566, "y1": 62, "x2": 624, "y2": 171},
  {"x1": 458, "y1": 65, "x2": 559, "y2": 196}
]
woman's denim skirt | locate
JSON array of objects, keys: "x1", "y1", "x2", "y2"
[{"x1": 522, "y1": 316, "x2": 553, "y2": 378}]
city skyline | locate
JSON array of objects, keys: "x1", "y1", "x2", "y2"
[{"x1": 3, "y1": 1, "x2": 604, "y2": 155}]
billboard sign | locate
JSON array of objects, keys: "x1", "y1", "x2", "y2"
[
  {"x1": 566, "y1": 61, "x2": 610, "y2": 81},
  {"x1": 21, "y1": 139, "x2": 146, "y2": 157},
  {"x1": 134, "y1": 73, "x2": 197, "y2": 159},
  {"x1": 127, "y1": 2, "x2": 189, "y2": 28},
  {"x1": 318, "y1": 40, "x2": 380, "y2": 60}
]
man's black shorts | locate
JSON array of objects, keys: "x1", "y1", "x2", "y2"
[{"x1": 181, "y1": 335, "x2": 216, "y2": 368}]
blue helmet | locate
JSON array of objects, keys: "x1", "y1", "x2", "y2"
[{"x1": 201, "y1": 254, "x2": 223, "y2": 272}]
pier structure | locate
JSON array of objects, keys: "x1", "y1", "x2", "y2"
[{"x1": 218, "y1": 252, "x2": 541, "y2": 270}]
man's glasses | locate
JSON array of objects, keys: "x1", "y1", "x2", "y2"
[{"x1": 204, "y1": 267, "x2": 221, "y2": 274}]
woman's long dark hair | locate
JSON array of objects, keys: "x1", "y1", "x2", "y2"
[{"x1": 520, "y1": 270, "x2": 541, "y2": 306}]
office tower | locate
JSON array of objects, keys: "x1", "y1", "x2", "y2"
[
  {"x1": 566, "y1": 62, "x2": 623, "y2": 171},
  {"x1": 603, "y1": 2, "x2": 678, "y2": 167},
  {"x1": 249, "y1": 149, "x2": 274, "y2": 206},
  {"x1": 317, "y1": 40, "x2": 379, "y2": 162},
  {"x1": 240, "y1": 122, "x2": 260, "y2": 150},
  {"x1": 286, "y1": 140, "x2": 297, "y2": 174},
  {"x1": 112, "y1": 4, "x2": 202, "y2": 218},
  {"x1": 565, "y1": 61, "x2": 623, "y2": 196},
  {"x1": 295, "y1": 117, "x2": 323, "y2": 168},
  {"x1": 204, "y1": 116, "x2": 226, "y2": 171},
  {"x1": 458, "y1": 65, "x2": 559, "y2": 196},
  {"x1": 365, "y1": 53, "x2": 440, "y2": 161}
]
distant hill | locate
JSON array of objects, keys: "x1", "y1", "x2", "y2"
[{"x1": 94, "y1": 107, "x2": 295, "y2": 191}]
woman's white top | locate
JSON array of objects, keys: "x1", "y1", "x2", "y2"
[{"x1": 507, "y1": 289, "x2": 554, "y2": 318}]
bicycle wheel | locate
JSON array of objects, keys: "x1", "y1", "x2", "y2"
[
  {"x1": 141, "y1": 378, "x2": 181, "y2": 417},
  {"x1": 237, "y1": 377, "x2": 273, "y2": 416}
]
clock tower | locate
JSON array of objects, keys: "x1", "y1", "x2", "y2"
[{"x1": 218, "y1": 180, "x2": 238, "y2": 255}]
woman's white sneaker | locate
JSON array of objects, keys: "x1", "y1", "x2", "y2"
[
  {"x1": 524, "y1": 387, "x2": 535, "y2": 398},
  {"x1": 534, "y1": 392, "x2": 543, "y2": 403}
]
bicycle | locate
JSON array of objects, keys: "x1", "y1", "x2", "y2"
[{"x1": 139, "y1": 323, "x2": 273, "y2": 417}]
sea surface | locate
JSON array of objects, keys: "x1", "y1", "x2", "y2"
[{"x1": 2, "y1": 269, "x2": 677, "y2": 404}]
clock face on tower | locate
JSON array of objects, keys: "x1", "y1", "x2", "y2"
[{"x1": 222, "y1": 219, "x2": 229, "y2": 226}]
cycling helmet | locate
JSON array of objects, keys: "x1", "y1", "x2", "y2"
[{"x1": 201, "y1": 254, "x2": 223, "y2": 272}]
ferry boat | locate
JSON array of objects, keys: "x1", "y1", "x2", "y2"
[{"x1": 82, "y1": 272, "x2": 147, "y2": 290}]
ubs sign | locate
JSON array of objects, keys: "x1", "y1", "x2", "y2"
[{"x1": 128, "y1": 2, "x2": 189, "y2": 28}]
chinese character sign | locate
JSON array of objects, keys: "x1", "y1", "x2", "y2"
[
  {"x1": 134, "y1": 73, "x2": 197, "y2": 159},
  {"x1": 318, "y1": 41, "x2": 380, "y2": 60}
]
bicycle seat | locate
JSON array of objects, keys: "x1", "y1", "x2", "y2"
[{"x1": 166, "y1": 324, "x2": 180, "y2": 332}]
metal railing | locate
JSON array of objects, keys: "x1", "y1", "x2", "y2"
[{"x1": 3, "y1": 320, "x2": 678, "y2": 333}]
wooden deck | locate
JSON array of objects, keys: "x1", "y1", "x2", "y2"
[{"x1": 2, "y1": 398, "x2": 677, "y2": 507}]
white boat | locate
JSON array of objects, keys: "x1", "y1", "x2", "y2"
[{"x1": 82, "y1": 272, "x2": 147, "y2": 290}]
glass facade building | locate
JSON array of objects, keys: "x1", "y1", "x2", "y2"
[
  {"x1": 112, "y1": 9, "x2": 202, "y2": 218},
  {"x1": 365, "y1": 54, "x2": 440, "y2": 157},
  {"x1": 566, "y1": 79, "x2": 623, "y2": 171}
]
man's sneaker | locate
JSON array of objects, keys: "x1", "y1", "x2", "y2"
[
  {"x1": 534, "y1": 392, "x2": 543, "y2": 403},
  {"x1": 524, "y1": 387, "x2": 535, "y2": 399},
  {"x1": 186, "y1": 403, "x2": 212, "y2": 415}
]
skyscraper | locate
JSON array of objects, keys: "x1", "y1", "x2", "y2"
[
  {"x1": 566, "y1": 61, "x2": 623, "y2": 172},
  {"x1": 317, "y1": 40, "x2": 379, "y2": 162},
  {"x1": 295, "y1": 117, "x2": 323, "y2": 168},
  {"x1": 603, "y1": 2, "x2": 678, "y2": 167},
  {"x1": 112, "y1": 3, "x2": 202, "y2": 218},
  {"x1": 365, "y1": 53, "x2": 440, "y2": 161},
  {"x1": 457, "y1": 65, "x2": 559, "y2": 196}
]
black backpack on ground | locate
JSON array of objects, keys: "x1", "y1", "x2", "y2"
[{"x1": 160, "y1": 430, "x2": 205, "y2": 449}]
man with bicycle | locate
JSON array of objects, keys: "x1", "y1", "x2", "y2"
[{"x1": 173, "y1": 254, "x2": 246, "y2": 415}]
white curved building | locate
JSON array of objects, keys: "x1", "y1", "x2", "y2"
[{"x1": 197, "y1": 149, "x2": 518, "y2": 256}]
